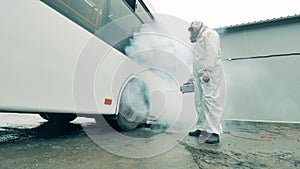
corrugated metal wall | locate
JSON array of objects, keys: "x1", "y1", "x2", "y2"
[{"x1": 219, "y1": 21, "x2": 300, "y2": 122}]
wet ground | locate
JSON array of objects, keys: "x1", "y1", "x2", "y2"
[{"x1": 0, "y1": 113, "x2": 300, "y2": 169}]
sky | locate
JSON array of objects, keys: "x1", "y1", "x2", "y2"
[{"x1": 150, "y1": 0, "x2": 300, "y2": 28}]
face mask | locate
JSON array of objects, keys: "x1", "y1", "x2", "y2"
[{"x1": 189, "y1": 30, "x2": 199, "y2": 43}]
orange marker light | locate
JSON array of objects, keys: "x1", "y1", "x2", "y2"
[{"x1": 104, "y1": 98, "x2": 112, "y2": 105}]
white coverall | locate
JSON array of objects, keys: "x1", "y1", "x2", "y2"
[{"x1": 191, "y1": 23, "x2": 224, "y2": 135}]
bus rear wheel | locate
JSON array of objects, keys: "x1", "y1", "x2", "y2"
[
  {"x1": 116, "y1": 78, "x2": 150, "y2": 131},
  {"x1": 116, "y1": 111, "x2": 139, "y2": 131}
]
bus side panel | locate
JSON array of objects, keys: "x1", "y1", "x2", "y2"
[{"x1": 0, "y1": 0, "x2": 116, "y2": 114}]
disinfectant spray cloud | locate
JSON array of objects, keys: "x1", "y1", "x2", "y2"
[
  {"x1": 125, "y1": 22, "x2": 193, "y2": 75},
  {"x1": 77, "y1": 13, "x2": 198, "y2": 158},
  {"x1": 122, "y1": 21, "x2": 194, "y2": 126}
]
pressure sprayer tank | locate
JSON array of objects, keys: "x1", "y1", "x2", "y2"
[{"x1": 180, "y1": 83, "x2": 194, "y2": 94}]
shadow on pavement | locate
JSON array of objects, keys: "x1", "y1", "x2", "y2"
[
  {"x1": 36, "y1": 122, "x2": 84, "y2": 138},
  {"x1": 0, "y1": 121, "x2": 85, "y2": 143}
]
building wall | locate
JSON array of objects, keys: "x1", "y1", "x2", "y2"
[{"x1": 219, "y1": 21, "x2": 300, "y2": 122}]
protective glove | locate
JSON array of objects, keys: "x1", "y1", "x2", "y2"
[
  {"x1": 184, "y1": 78, "x2": 194, "y2": 85},
  {"x1": 202, "y1": 70, "x2": 210, "y2": 83}
]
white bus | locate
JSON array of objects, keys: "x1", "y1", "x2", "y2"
[{"x1": 0, "y1": 0, "x2": 175, "y2": 130}]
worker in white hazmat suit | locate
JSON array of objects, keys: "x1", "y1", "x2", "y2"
[{"x1": 187, "y1": 20, "x2": 224, "y2": 144}]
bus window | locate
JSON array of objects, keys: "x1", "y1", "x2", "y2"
[
  {"x1": 41, "y1": 0, "x2": 106, "y2": 33},
  {"x1": 124, "y1": 0, "x2": 136, "y2": 12},
  {"x1": 108, "y1": 0, "x2": 136, "y2": 21},
  {"x1": 135, "y1": 0, "x2": 154, "y2": 24},
  {"x1": 42, "y1": 0, "x2": 154, "y2": 53},
  {"x1": 109, "y1": 0, "x2": 154, "y2": 24}
]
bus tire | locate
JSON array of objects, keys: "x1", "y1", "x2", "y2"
[
  {"x1": 116, "y1": 78, "x2": 150, "y2": 131},
  {"x1": 39, "y1": 113, "x2": 77, "y2": 123},
  {"x1": 116, "y1": 112, "x2": 139, "y2": 131},
  {"x1": 39, "y1": 113, "x2": 49, "y2": 120}
]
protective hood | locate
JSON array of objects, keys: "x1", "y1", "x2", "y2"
[
  {"x1": 189, "y1": 20, "x2": 207, "y2": 42},
  {"x1": 189, "y1": 20, "x2": 203, "y2": 31}
]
